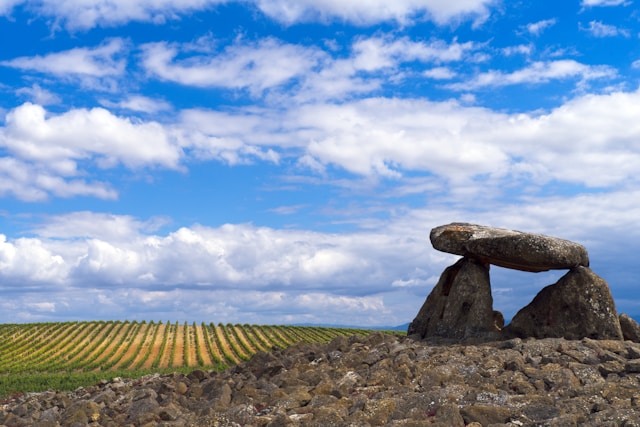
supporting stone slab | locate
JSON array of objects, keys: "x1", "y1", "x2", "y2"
[
  {"x1": 408, "y1": 257, "x2": 502, "y2": 340},
  {"x1": 504, "y1": 267, "x2": 623, "y2": 340}
]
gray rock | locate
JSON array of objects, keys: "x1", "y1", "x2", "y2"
[
  {"x1": 430, "y1": 222, "x2": 589, "y2": 272},
  {"x1": 407, "y1": 257, "x2": 501, "y2": 340},
  {"x1": 505, "y1": 267, "x2": 623, "y2": 340},
  {"x1": 620, "y1": 313, "x2": 640, "y2": 343}
]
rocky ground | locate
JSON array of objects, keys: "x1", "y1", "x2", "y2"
[{"x1": 3, "y1": 332, "x2": 640, "y2": 426}]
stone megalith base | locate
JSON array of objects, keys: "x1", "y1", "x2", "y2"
[
  {"x1": 504, "y1": 266, "x2": 623, "y2": 340},
  {"x1": 408, "y1": 257, "x2": 502, "y2": 340},
  {"x1": 619, "y1": 314, "x2": 640, "y2": 342}
]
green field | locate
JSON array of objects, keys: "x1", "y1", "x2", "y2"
[{"x1": 0, "y1": 321, "x2": 399, "y2": 397}]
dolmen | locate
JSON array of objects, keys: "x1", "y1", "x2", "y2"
[{"x1": 408, "y1": 222, "x2": 640, "y2": 342}]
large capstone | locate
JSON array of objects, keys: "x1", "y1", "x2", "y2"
[
  {"x1": 430, "y1": 223, "x2": 589, "y2": 272},
  {"x1": 407, "y1": 257, "x2": 502, "y2": 340},
  {"x1": 504, "y1": 267, "x2": 623, "y2": 340}
]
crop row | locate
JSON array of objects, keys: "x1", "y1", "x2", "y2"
[{"x1": 0, "y1": 321, "x2": 385, "y2": 376}]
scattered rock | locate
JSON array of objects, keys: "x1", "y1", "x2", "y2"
[
  {"x1": 430, "y1": 222, "x2": 589, "y2": 272},
  {"x1": 407, "y1": 257, "x2": 501, "y2": 340},
  {"x1": 505, "y1": 267, "x2": 623, "y2": 340},
  {"x1": 4, "y1": 333, "x2": 640, "y2": 426}
]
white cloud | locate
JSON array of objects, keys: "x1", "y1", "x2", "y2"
[
  {"x1": 0, "y1": 38, "x2": 126, "y2": 77},
  {"x1": 140, "y1": 35, "x2": 476, "y2": 102},
  {"x1": 15, "y1": 84, "x2": 61, "y2": 105},
  {"x1": 170, "y1": 88, "x2": 640, "y2": 190},
  {"x1": 32, "y1": 211, "x2": 168, "y2": 241},
  {"x1": 501, "y1": 44, "x2": 534, "y2": 56},
  {"x1": 294, "y1": 36, "x2": 475, "y2": 102},
  {"x1": 0, "y1": 157, "x2": 117, "y2": 201},
  {"x1": 0, "y1": 234, "x2": 68, "y2": 284},
  {"x1": 351, "y1": 36, "x2": 475, "y2": 68},
  {"x1": 177, "y1": 109, "x2": 281, "y2": 164},
  {"x1": 140, "y1": 38, "x2": 324, "y2": 94},
  {"x1": 447, "y1": 60, "x2": 617, "y2": 90},
  {"x1": 0, "y1": 0, "x2": 22, "y2": 15},
  {"x1": 5, "y1": 84, "x2": 634, "y2": 204},
  {"x1": 3, "y1": 185, "x2": 640, "y2": 324},
  {"x1": 525, "y1": 18, "x2": 557, "y2": 36},
  {"x1": 295, "y1": 98, "x2": 509, "y2": 179},
  {"x1": 290, "y1": 89, "x2": 640, "y2": 188},
  {"x1": 581, "y1": 0, "x2": 628, "y2": 6},
  {"x1": 2, "y1": 103, "x2": 181, "y2": 169},
  {"x1": 1, "y1": 0, "x2": 497, "y2": 30},
  {"x1": 100, "y1": 95, "x2": 172, "y2": 113},
  {"x1": 0, "y1": 103, "x2": 182, "y2": 200},
  {"x1": 422, "y1": 67, "x2": 457, "y2": 79},
  {"x1": 254, "y1": 0, "x2": 496, "y2": 26},
  {"x1": 583, "y1": 20, "x2": 631, "y2": 38},
  {"x1": 25, "y1": 0, "x2": 228, "y2": 30},
  {"x1": 3, "y1": 213, "x2": 436, "y2": 299}
]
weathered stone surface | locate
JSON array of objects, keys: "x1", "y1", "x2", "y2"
[
  {"x1": 505, "y1": 266, "x2": 623, "y2": 340},
  {"x1": 4, "y1": 333, "x2": 640, "y2": 426},
  {"x1": 620, "y1": 313, "x2": 640, "y2": 343},
  {"x1": 430, "y1": 222, "x2": 589, "y2": 272},
  {"x1": 407, "y1": 257, "x2": 501, "y2": 340}
]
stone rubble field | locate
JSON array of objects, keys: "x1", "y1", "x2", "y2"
[{"x1": 3, "y1": 332, "x2": 640, "y2": 426}]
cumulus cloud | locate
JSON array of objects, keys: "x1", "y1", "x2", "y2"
[
  {"x1": 2, "y1": 103, "x2": 181, "y2": 169},
  {"x1": 164, "y1": 89, "x2": 640, "y2": 191},
  {"x1": 0, "y1": 211, "x2": 442, "y2": 324},
  {"x1": 5, "y1": 85, "x2": 640, "y2": 202},
  {"x1": 0, "y1": 103, "x2": 181, "y2": 200},
  {"x1": 3, "y1": 183, "x2": 640, "y2": 324},
  {"x1": 0, "y1": 234, "x2": 68, "y2": 285}
]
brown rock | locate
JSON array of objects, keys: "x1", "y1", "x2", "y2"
[
  {"x1": 460, "y1": 404, "x2": 511, "y2": 425},
  {"x1": 430, "y1": 222, "x2": 589, "y2": 272},
  {"x1": 505, "y1": 267, "x2": 623, "y2": 340},
  {"x1": 407, "y1": 257, "x2": 501, "y2": 340},
  {"x1": 620, "y1": 313, "x2": 640, "y2": 342}
]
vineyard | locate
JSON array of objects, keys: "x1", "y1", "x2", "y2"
[{"x1": 0, "y1": 321, "x2": 395, "y2": 396}]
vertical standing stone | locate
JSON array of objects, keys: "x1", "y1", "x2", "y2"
[
  {"x1": 505, "y1": 267, "x2": 623, "y2": 340},
  {"x1": 408, "y1": 257, "x2": 501, "y2": 340}
]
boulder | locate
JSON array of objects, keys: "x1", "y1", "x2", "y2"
[
  {"x1": 505, "y1": 267, "x2": 623, "y2": 340},
  {"x1": 619, "y1": 314, "x2": 640, "y2": 343},
  {"x1": 408, "y1": 257, "x2": 501, "y2": 340},
  {"x1": 430, "y1": 223, "x2": 589, "y2": 272}
]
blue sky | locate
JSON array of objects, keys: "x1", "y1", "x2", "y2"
[{"x1": 1, "y1": 0, "x2": 640, "y2": 326}]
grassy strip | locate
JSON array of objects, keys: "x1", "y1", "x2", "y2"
[{"x1": 0, "y1": 366, "x2": 219, "y2": 398}]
